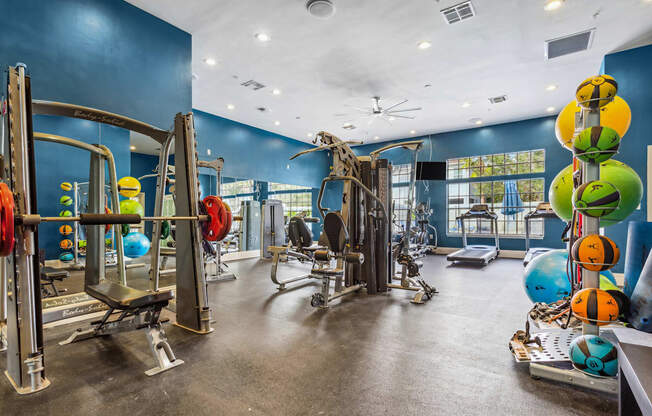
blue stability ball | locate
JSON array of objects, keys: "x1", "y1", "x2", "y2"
[
  {"x1": 569, "y1": 335, "x2": 618, "y2": 377},
  {"x1": 523, "y1": 249, "x2": 617, "y2": 304},
  {"x1": 123, "y1": 232, "x2": 151, "y2": 258}
]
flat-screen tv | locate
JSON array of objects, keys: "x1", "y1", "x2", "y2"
[{"x1": 416, "y1": 161, "x2": 446, "y2": 180}]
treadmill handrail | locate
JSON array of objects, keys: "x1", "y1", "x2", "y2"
[{"x1": 457, "y1": 208, "x2": 500, "y2": 251}]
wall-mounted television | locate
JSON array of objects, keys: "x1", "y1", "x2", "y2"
[{"x1": 416, "y1": 161, "x2": 447, "y2": 180}]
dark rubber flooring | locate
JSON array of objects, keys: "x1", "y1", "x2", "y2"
[{"x1": 1, "y1": 255, "x2": 617, "y2": 415}]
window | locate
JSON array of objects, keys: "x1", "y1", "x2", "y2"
[
  {"x1": 446, "y1": 150, "x2": 546, "y2": 238},
  {"x1": 221, "y1": 179, "x2": 255, "y2": 215},
  {"x1": 268, "y1": 182, "x2": 312, "y2": 220},
  {"x1": 447, "y1": 149, "x2": 545, "y2": 179},
  {"x1": 391, "y1": 164, "x2": 413, "y2": 234}
]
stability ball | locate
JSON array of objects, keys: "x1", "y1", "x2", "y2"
[
  {"x1": 120, "y1": 199, "x2": 144, "y2": 217},
  {"x1": 523, "y1": 249, "x2": 616, "y2": 304},
  {"x1": 548, "y1": 160, "x2": 642, "y2": 226},
  {"x1": 123, "y1": 232, "x2": 151, "y2": 258}
]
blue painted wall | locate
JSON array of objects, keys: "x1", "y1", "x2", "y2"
[
  {"x1": 602, "y1": 45, "x2": 651, "y2": 267},
  {"x1": 0, "y1": 0, "x2": 191, "y2": 128},
  {"x1": 34, "y1": 115, "x2": 130, "y2": 259},
  {"x1": 353, "y1": 117, "x2": 571, "y2": 253},
  {"x1": 130, "y1": 153, "x2": 159, "y2": 238}
]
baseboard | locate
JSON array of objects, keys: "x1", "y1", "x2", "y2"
[
  {"x1": 222, "y1": 250, "x2": 259, "y2": 262},
  {"x1": 432, "y1": 246, "x2": 525, "y2": 259}
]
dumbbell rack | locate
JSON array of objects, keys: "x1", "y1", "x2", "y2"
[{"x1": 511, "y1": 88, "x2": 619, "y2": 394}]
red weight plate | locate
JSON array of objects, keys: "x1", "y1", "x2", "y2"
[
  {"x1": 202, "y1": 195, "x2": 227, "y2": 241},
  {"x1": 215, "y1": 200, "x2": 232, "y2": 241},
  {"x1": 0, "y1": 183, "x2": 15, "y2": 256},
  {"x1": 105, "y1": 206, "x2": 112, "y2": 234}
]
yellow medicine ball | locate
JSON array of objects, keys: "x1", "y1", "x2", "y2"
[
  {"x1": 60, "y1": 182, "x2": 72, "y2": 191},
  {"x1": 118, "y1": 176, "x2": 141, "y2": 198},
  {"x1": 555, "y1": 97, "x2": 631, "y2": 151}
]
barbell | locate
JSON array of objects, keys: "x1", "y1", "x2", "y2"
[{"x1": 0, "y1": 183, "x2": 236, "y2": 257}]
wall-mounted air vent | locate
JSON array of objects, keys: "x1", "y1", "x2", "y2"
[
  {"x1": 256, "y1": 107, "x2": 268, "y2": 112},
  {"x1": 241, "y1": 79, "x2": 266, "y2": 90},
  {"x1": 342, "y1": 123, "x2": 356, "y2": 130},
  {"x1": 546, "y1": 29, "x2": 595, "y2": 59},
  {"x1": 488, "y1": 95, "x2": 507, "y2": 104},
  {"x1": 441, "y1": 1, "x2": 475, "y2": 25}
]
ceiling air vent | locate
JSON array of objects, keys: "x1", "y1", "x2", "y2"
[
  {"x1": 342, "y1": 123, "x2": 356, "y2": 130},
  {"x1": 488, "y1": 95, "x2": 507, "y2": 104},
  {"x1": 441, "y1": 1, "x2": 475, "y2": 25},
  {"x1": 240, "y1": 79, "x2": 266, "y2": 90},
  {"x1": 546, "y1": 29, "x2": 595, "y2": 59}
]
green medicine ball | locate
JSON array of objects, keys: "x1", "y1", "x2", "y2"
[
  {"x1": 573, "y1": 126, "x2": 620, "y2": 163},
  {"x1": 549, "y1": 159, "x2": 643, "y2": 226},
  {"x1": 59, "y1": 195, "x2": 73, "y2": 206},
  {"x1": 573, "y1": 180, "x2": 620, "y2": 218},
  {"x1": 59, "y1": 209, "x2": 72, "y2": 217},
  {"x1": 119, "y1": 199, "x2": 144, "y2": 217}
]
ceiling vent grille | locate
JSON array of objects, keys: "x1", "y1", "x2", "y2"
[
  {"x1": 441, "y1": 1, "x2": 475, "y2": 25},
  {"x1": 546, "y1": 29, "x2": 595, "y2": 59},
  {"x1": 240, "y1": 79, "x2": 266, "y2": 90},
  {"x1": 342, "y1": 123, "x2": 356, "y2": 130},
  {"x1": 488, "y1": 95, "x2": 507, "y2": 104}
]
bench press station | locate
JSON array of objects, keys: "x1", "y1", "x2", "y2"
[{"x1": 0, "y1": 64, "x2": 228, "y2": 393}]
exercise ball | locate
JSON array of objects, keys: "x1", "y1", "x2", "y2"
[
  {"x1": 120, "y1": 199, "x2": 144, "y2": 217},
  {"x1": 573, "y1": 180, "x2": 620, "y2": 218},
  {"x1": 524, "y1": 249, "x2": 617, "y2": 304},
  {"x1": 123, "y1": 232, "x2": 151, "y2": 258},
  {"x1": 573, "y1": 126, "x2": 620, "y2": 163},
  {"x1": 555, "y1": 97, "x2": 631, "y2": 150},
  {"x1": 548, "y1": 160, "x2": 642, "y2": 226},
  {"x1": 59, "y1": 239, "x2": 73, "y2": 250},
  {"x1": 571, "y1": 288, "x2": 619, "y2": 326},
  {"x1": 59, "y1": 195, "x2": 73, "y2": 206},
  {"x1": 569, "y1": 335, "x2": 618, "y2": 377},
  {"x1": 59, "y1": 209, "x2": 72, "y2": 217},
  {"x1": 118, "y1": 176, "x2": 141, "y2": 198},
  {"x1": 571, "y1": 234, "x2": 620, "y2": 272},
  {"x1": 575, "y1": 75, "x2": 618, "y2": 109},
  {"x1": 60, "y1": 182, "x2": 72, "y2": 191}
]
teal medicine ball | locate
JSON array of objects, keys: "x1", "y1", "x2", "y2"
[
  {"x1": 123, "y1": 232, "x2": 151, "y2": 258},
  {"x1": 59, "y1": 252, "x2": 74, "y2": 262},
  {"x1": 569, "y1": 335, "x2": 618, "y2": 377}
]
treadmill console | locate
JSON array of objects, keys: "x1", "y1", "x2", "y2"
[{"x1": 469, "y1": 204, "x2": 489, "y2": 213}]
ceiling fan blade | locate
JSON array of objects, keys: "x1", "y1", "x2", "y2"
[
  {"x1": 383, "y1": 99, "x2": 408, "y2": 112},
  {"x1": 343, "y1": 104, "x2": 372, "y2": 114},
  {"x1": 387, "y1": 107, "x2": 422, "y2": 113},
  {"x1": 389, "y1": 114, "x2": 415, "y2": 119},
  {"x1": 381, "y1": 116, "x2": 393, "y2": 126}
]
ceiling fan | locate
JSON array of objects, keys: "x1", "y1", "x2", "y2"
[{"x1": 338, "y1": 96, "x2": 422, "y2": 127}]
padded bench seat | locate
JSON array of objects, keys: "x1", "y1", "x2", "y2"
[{"x1": 87, "y1": 281, "x2": 172, "y2": 310}]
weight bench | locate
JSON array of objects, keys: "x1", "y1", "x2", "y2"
[
  {"x1": 39, "y1": 249, "x2": 70, "y2": 298},
  {"x1": 60, "y1": 281, "x2": 184, "y2": 376}
]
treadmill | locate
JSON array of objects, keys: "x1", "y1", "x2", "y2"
[
  {"x1": 523, "y1": 202, "x2": 560, "y2": 267},
  {"x1": 447, "y1": 204, "x2": 500, "y2": 266}
]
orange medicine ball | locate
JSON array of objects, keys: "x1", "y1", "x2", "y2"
[
  {"x1": 59, "y1": 239, "x2": 73, "y2": 250},
  {"x1": 571, "y1": 288, "x2": 619, "y2": 326},
  {"x1": 571, "y1": 234, "x2": 620, "y2": 272}
]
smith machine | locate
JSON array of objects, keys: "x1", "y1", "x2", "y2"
[
  {"x1": 0, "y1": 64, "x2": 219, "y2": 394},
  {"x1": 289, "y1": 132, "x2": 437, "y2": 307}
]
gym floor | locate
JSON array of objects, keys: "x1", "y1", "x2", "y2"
[{"x1": 1, "y1": 255, "x2": 617, "y2": 415}]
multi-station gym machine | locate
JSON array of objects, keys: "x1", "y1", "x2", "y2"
[
  {"x1": 286, "y1": 132, "x2": 436, "y2": 307},
  {"x1": 0, "y1": 64, "x2": 231, "y2": 394}
]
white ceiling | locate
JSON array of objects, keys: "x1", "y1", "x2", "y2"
[{"x1": 127, "y1": 0, "x2": 652, "y2": 150}]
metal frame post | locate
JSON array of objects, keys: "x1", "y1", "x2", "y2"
[{"x1": 84, "y1": 152, "x2": 106, "y2": 286}]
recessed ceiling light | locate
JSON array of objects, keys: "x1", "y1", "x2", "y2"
[
  {"x1": 461, "y1": 102, "x2": 471, "y2": 108},
  {"x1": 417, "y1": 41, "x2": 432, "y2": 50},
  {"x1": 129, "y1": 145, "x2": 136, "y2": 151},
  {"x1": 546, "y1": 84, "x2": 558, "y2": 91},
  {"x1": 274, "y1": 120, "x2": 280, "y2": 126},
  {"x1": 546, "y1": 106, "x2": 556, "y2": 113},
  {"x1": 227, "y1": 104, "x2": 235, "y2": 110},
  {"x1": 272, "y1": 88, "x2": 281, "y2": 95},
  {"x1": 374, "y1": 136, "x2": 380, "y2": 140},
  {"x1": 203, "y1": 58, "x2": 217, "y2": 66},
  {"x1": 475, "y1": 120, "x2": 483, "y2": 125},
  {"x1": 307, "y1": 132, "x2": 313, "y2": 137},
  {"x1": 410, "y1": 130, "x2": 416, "y2": 134},
  {"x1": 388, "y1": 116, "x2": 396, "y2": 121},
  {"x1": 207, "y1": 149, "x2": 211, "y2": 155},
  {"x1": 255, "y1": 33, "x2": 270, "y2": 42},
  {"x1": 544, "y1": 0, "x2": 563, "y2": 11}
]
